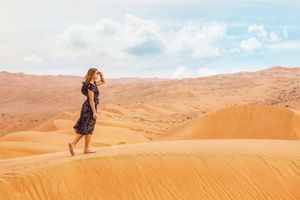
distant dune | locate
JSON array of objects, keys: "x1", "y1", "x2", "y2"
[{"x1": 1, "y1": 66, "x2": 300, "y2": 134}]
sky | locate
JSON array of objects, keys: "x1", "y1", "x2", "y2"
[{"x1": 0, "y1": 0, "x2": 299, "y2": 78}]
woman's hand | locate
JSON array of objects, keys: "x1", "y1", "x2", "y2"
[
  {"x1": 97, "y1": 71, "x2": 103, "y2": 76},
  {"x1": 96, "y1": 71, "x2": 105, "y2": 86},
  {"x1": 93, "y1": 112, "x2": 98, "y2": 120}
]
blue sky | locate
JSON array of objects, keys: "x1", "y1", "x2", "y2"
[{"x1": 0, "y1": 0, "x2": 299, "y2": 78}]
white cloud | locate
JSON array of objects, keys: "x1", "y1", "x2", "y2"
[
  {"x1": 248, "y1": 24, "x2": 268, "y2": 38},
  {"x1": 239, "y1": 37, "x2": 261, "y2": 52},
  {"x1": 171, "y1": 66, "x2": 187, "y2": 79},
  {"x1": 269, "y1": 32, "x2": 279, "y2": 41},
  {"x1": 45, "y1": 16, "x2": 226, "y2": 60},
  {"x1": 248, "y1": 24, "x2": 284, "y2": 42},
  {"x1": 166, "y1": 22, "x2": 227, "y2": 58},
  {"x1": 46, "y1": 15, "x2": 164, "y2": 60},
  {"x1": 22, "y1": 54, "x2": 43, "y2": 63}
]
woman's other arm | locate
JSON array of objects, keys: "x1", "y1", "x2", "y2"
[{"x1": 88, "y1": 88, "x2": 98, "y2": 119}]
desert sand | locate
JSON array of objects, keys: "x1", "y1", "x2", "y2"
[
  {"x1": 0, "y1": 140, "x2": 299, "y2": 199},
  {"x1": 0, "y1": 66, "x2": 300, "y2": 199}
]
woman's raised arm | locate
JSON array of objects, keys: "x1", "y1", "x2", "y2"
[{"x1": 96, "y1": 72, "x2": 105, "y2": 86}]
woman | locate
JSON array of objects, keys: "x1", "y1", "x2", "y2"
[{"x1": 68, "y1": 67, "x2": 105, "y2": 156}]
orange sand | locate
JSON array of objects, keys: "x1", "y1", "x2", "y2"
[
  {"x1": 1, "y1": 67, "x2": 300, "y2": 199},
  {"x1": 0, "y1": 140, "x2": 300, "y2": 200},
  {"x1": 158, "y1": 105, "x2": 300, "y2": 140}
]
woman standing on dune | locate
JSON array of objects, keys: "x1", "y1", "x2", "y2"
[{"x1": 68, "y1": 67, "x2": 105, "y2": 156}]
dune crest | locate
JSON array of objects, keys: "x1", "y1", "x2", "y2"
[{"x1": 158, "y1": 105, "x2": 300, "y2": 140}]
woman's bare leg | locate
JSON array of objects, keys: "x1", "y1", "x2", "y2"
[
  {"x1": 72, "y1": 133, "x2": 84, "y2": 147},
  {"x1": 68, "y1": 133, "x2": 84, "y2": 156},
  {"x1": 84, "y1": 134, "x2": 96, "y2": 152}
]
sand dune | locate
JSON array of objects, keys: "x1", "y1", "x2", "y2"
[
  {"x1": 131, "y1": 103, "x2": 174, "y2": 115},
  {"x1": 0, "y1": 140, "x2": 299, "y2": 200},
  {"x1": 96, "y1": 119, "x2": 162, "y2": 134},
  {"x1": 0, "y1": 132, "x2": 74, "y2": 159},
  {"x1": 5, "y1": 104, "x2": 300, "y2": 161},
  {"x1": 32, "y1": 112, "x2": 79, "y2": 132},
  {"x1": 92, "y1": 124, "x2": 150, "y2": 145},
  {"x1": 158, "y1": 105, "x2": 300, "y2": 140},
  {"x1": 0, "y1": 115, "x2": 150, "y2": 159},
  {"x1": 37, "y1": 117, "x2": 151, "y2": 144},
  {"x1": 1, "y1": 67, "x2": 300, "y2": 199},
  {"x1": 0, "y1": 142, "x2": 64, "y2": 160},
  {"x1": 102, "y1": 104, "x2": 129, "y2": 116},
  {"x1": 0, "y1": 131, "x2": 110, "y2": 159},
  {"x1": 53, "y1": 119, "x2": 76, "y2": 130},
  {"x1": 2, "y1": 66, "x2": 300, "y2": 134}
]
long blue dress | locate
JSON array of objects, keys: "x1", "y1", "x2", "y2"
[{"x1": 73, "y1": 81, "x2": 100, "y2": 134}]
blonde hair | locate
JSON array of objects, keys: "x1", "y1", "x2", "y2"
[{"x1": 82, "y1": 67, "x2": 98, "y2": 84}]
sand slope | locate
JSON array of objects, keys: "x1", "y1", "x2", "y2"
[
  {"x1": 0, "y1": 140, "x2": 299, "y2": 200},
  {"x1": 158, "y1": 105, "x2": 300, "y2": 140}
]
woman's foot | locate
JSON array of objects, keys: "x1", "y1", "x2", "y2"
[
  {"x1": 68, "y1": 143, "x2": 75, "y2": 156},
  {"x1": 83, "y1": 149, "x2": 96, "y2": 154}
]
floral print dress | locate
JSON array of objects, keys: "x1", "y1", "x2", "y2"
[{"x1": 73, "y1": 81, "x2": 100, "y2": 134}]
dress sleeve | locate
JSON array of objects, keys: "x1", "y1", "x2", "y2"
[{"x1": 87, "y1": 83, "x2": 95, "y2": 92}]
